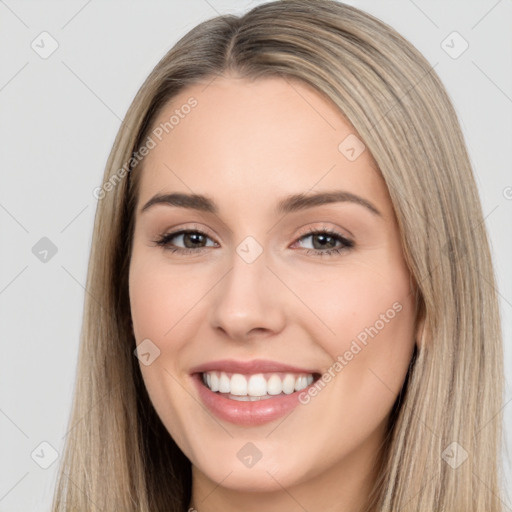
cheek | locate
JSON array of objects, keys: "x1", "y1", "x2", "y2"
[
  {"x1": 129, "y1": 255, "x2": 211, "y2": 343},
  {"x1": 129, "y1": 271, "x2": 173, "y2": 340},
  {"x1": 294, "y1": 260, "x2": 416, "y2": 399},
  {"x1": 128, "y1": 258, "x2": 202, "y2": 452},
  {"x1": 280, "y1": 263, "x2": 416, "y2": 461}
]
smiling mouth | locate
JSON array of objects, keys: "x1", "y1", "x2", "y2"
[{"x1": 200, "y1": 371, "x2": 321, "y2": 401}]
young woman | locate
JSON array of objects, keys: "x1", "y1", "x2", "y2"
[{"x1": 52, "y1": 1, "x2": 505, "y2": 510}]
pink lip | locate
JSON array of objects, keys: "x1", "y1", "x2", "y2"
[
  {"x1": 189, "y1": 358, "x2": 318, "y2": 375},
  {"x1": 189, "y1": 359, "x2": 320, "y2": 427},
  {"x1": 192, "y1": 374, "x2": 317, "y2": 426}
]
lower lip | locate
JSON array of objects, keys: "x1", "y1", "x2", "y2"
[{"x1": 192, "y1": 373, "x2": 314, "y2": 426}]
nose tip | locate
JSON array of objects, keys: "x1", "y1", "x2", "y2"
[{"x1": 208, "y1": 256, "x2": 285, "y2": 342}]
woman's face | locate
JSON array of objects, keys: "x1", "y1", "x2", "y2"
[{"x1": 129, "y1": 75, "x2": 418, "y2": 498}]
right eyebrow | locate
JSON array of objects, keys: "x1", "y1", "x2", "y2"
[{"x1": 140, "y1": 193, "x2": 217, "y2": 215}]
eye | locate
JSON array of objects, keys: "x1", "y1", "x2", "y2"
[
  {"x1": 153, "y1": 228, "x2": 217, "y2": 255},
  {"x1": 292, "y1": 226, "x2": 354, "y2": 257},
  {"x1": 153, "y1": 225, "x2": 354, "y2": 257}
]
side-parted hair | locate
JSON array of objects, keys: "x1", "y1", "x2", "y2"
[{"x1": 52, "y1": 1, "x2": 504, "y2": 510}]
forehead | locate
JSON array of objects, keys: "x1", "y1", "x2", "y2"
[{"x1": 136, "y1": 75, "x2": 391, "y2": 217}]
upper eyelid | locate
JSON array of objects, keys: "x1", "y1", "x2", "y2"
[{"x1": 296, "y1": 224, "x2": 352, "y2": 238}]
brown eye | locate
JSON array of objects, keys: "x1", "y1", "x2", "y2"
[
  {"x1": 295, "y1": 229, "x2": 354, "y2": 257},
  {"x1": 154, "y1": 230, "x2": 217, "y2": 254}
]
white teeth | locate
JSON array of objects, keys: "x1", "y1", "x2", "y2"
[
  {"x1": 219, "y1": 372, "x2": 230, "y2": 393},
  {"x1": 267, "y1": 374, "x2": 282, "y2": 395},
  {"x1": 230, "y1": 374, "x2": 248, "y2": 395},
  {"x1": 209, "y1": 372, "x2": 219, "y2": 392},
  {"x1": 247, "y1": 374, "x2": 267, "y2": 396},
  {"x1": 201, "y1": 371, "x2": 315, "y2": 397},
  {"x1": 294, "y1": 376, "x2": 308, "y2": 391},
  {"x1": 228, "y1": 394, "x2": 274, "y2": 401},
  {"x1": 282, "y1": 374, "x2": 296, "y2": 394}
]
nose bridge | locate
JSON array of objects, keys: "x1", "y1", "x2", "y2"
[{"x1": 209, "y1": 241, "x2": 284, "y2": 340}]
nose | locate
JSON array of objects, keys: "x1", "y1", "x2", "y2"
[{"x1": 209, "y1": 249, "x2": 286, "y2": 342}]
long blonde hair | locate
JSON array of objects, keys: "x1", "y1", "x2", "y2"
[{"x1": 52, "y1": 1, "x2": 504, "y2": 510}]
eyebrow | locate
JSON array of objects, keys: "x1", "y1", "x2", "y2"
[{"x1": 140, "y1": 190, "x2": 382, "y2": 217}]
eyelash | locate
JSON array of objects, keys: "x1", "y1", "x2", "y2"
[{"x1": 153, "y1": 225, "x2": 354, "y2": 258}]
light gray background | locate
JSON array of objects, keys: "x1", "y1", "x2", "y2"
[{"x1": 0, "y1": 1, "x2": 510, "y2": 510}]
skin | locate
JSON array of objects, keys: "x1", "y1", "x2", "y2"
[{"x1": 128, "y1": 74, "x2": 419, "y2": 512}]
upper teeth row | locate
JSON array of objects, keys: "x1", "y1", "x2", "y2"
[{"x1": 202, "y1": 371, "x2": 314, "y2": 396}]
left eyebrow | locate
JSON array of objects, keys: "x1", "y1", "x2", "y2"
[
  {"x1": 276, "y1": 190, "x2": 382, "y2": 217},
  {"x1": 139, "y1": 190, "x2": 382, "y2": 217}
]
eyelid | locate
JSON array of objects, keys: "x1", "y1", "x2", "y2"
[
  {"x1": 293, "y1": 223, "x2": 353, "y2": 243},
  {"x1": 160, "y1": 222, "x2": 219, "y2": 241},
  {"x1": 155, "y1": 222, "x2": 352, "y2": 243}
]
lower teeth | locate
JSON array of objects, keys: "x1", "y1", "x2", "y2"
[{"x1": 223, "y1": 393, "x2": 278, "y2": 401}]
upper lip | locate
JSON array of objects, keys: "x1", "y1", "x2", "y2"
[{"x1": 190, "y1": 359, "x2": 319, "y2": 375}]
